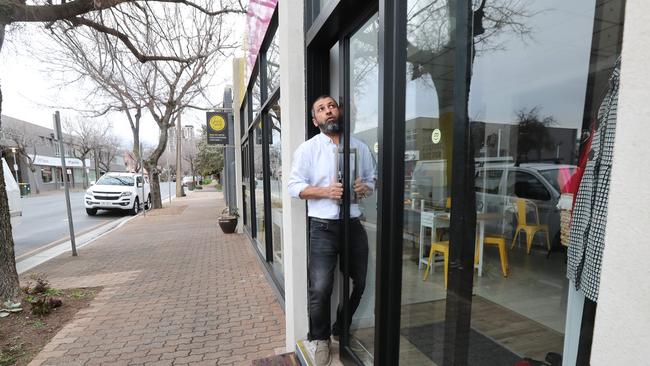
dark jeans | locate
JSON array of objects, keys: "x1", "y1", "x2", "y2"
[{"x1": 308, "y1": 217, "x2": 369, "y2": 341}]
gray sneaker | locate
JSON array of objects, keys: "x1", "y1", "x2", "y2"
[{"x1": 313, "y1": 339, "x2": 331, "y2": 366}]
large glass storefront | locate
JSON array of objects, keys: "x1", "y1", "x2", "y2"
[
  {"x1": 303, "y1": 0, "x2": 626, "y2": 365},
  {"x1": 239, "y1": 10, "x2": 285, "y2": 292},
  {"x1": 238, "y1": 0, "x2": 626, "y2": 364}
]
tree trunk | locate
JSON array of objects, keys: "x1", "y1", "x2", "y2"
[
  {"x1": 81, "y1": 160, "x2": 88, "y2": 189},
  {"x1": 94, "y1": 149, "x2": 100, "y2": 178},
  {"x1": 29, "y1": 166, "x2": 40, "y2": 194},
  {"x1": 148, "y1": 166, "x2": 163, "y2": 209},
  {"x1": 0, "y1": 67, "x2": 21, "y2": 301}
]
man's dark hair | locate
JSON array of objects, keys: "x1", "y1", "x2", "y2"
[{"x1": 311, "y1": 95, "x2": 338, "y2": 118}]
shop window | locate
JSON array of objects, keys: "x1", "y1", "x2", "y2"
[
  {"x1": 252, "y1": 74, "x2": 261, "y2": 120},
  {"x1": 400, "y1": 0, "x2": 456, "y2": 363},
  {"x1": 253, "y1": 123, "x2": 265, "y2": 256},
  {"x1": 242, "y1": 141, "x2": 251, "y2": 232},
  {"x1": 396, "y1": 0, "x2": 626, "y2": 364},
  {"x1": 268, "y1": 98, "x2": 284, "y2": 285},
  {"x1": 241, "y1": 101, "x2": 248, "y2": 138},
  {"x1": 41, "y1": 167, "x2": 53, "y2": 183},
  {"x1": 348, "y1": 14, "x2": 379, "y2": 364},
  {"x1": 266, "y1": 31, "x2": 280, "y2": 96}
]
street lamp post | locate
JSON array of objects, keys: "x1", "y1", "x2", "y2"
[
  {"x1": 10, "y1": 147, "x2": 19, "y2": 183},
  {"x1": 175, "y1": 113, "x2": 185, "y2": 198}
]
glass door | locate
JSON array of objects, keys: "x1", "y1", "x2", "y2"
[
  {"x1": 399, "y1": 0, "x2": 458, "y2": 364},
  {"x1": 343, "y1": 13, "x2": 380, "y2": 365}
]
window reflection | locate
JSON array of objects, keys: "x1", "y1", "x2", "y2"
[
  {"x1": 252, "y1": 75, "x2": 261, "y2": 119},
  {"x1": 268, "y1": 99, "x2": 284, "y2": 286},
  {"x1": 242, "y1": 141, "x2": 252, "y2": 232},
  {"x1": 266, "y1": 32, "x2": 280, "y2": 95},
  {"x1": 400, "y1": 0, "x2": 624, "y2": 364},
  {"x1": 241, "y1": 101, "x2": 248, "y2": 138},
  {"x1": 348, "y1": 14, "x2": 379, "y2": 365},
  {"x1": 253, "y1": 123, "x2": 265, "y2": 255},
  {"x1": 400, "y1": 0, "x2": 455, "y2": 363}
]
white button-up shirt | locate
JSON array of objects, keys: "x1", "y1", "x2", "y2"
[{"x1": 288, "y1": 133, "x2": 376, "y2": 219}]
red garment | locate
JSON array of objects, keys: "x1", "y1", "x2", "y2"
[{"x1": 566, "y1": 126, "x2": 594, "y2": 207}]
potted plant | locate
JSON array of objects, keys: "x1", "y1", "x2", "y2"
[{"x1": 218, "y1": 207, "x2": 239, "y2": 234}]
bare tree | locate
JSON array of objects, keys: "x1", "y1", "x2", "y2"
[
  {"x1": 405, "y1": 0, "x2": 535, "y2": 111},
  {"x1": 64, "y1": 117, "x2": 111, "y2": 188},
  {"x1": 96, "y1": 133, "x2": 121, "y2": 173},
  {"x1": 45, "y1": 26, "x2": 150, "y2": 165},
  {"x1": 46, "y1": 3, "x2": 238, "y2": 208},
  {"x1": 0, "y1": 0, "x2": 245, "y2": 301},
  {"x1": 1, "y1": 124, "x2": 43, "y2": 194}
]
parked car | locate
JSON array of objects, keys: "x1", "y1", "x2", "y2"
[
  {"x1": 181, "y1": 176, "x2": 194, "y2": 187},
  {"x1": 2, "y1": 158, "x2": 22, "y2": 226},
  {"x1": 84, "y1": 172, "x2": 151, "y2": 216},
  {"x1": 475, "y1": 163, "x2": 576, "y2": 249}
]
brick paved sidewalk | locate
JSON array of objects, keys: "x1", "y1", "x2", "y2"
[{"x1": 21, "y1": 190, "x2": 286, "y2": 366}]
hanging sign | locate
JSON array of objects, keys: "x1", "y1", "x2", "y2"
[
  {"x1": 206, "y1": 112, "x2": 229, "y2": 145},
  {"x1": 432, "y1": 129, "x2": 441, "y2": 144}
]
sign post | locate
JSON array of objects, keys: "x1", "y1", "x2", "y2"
[
  {"x1": 206, "y1": 111, "x2": 230, "y2": 145},
  {"x1": 54, "y1": 111, "x2": 77, "y2": 256},
  {"x1": 140, "y1": 143, "x2": 146, "y2": 217}
]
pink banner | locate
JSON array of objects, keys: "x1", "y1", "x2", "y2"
[{"x1": 246, "y1": 0, "x2": 278, "y2": 78}]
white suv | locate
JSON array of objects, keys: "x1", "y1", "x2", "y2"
[{"x1": 84, "y1": 172, "x2": 151, "y2": 216}]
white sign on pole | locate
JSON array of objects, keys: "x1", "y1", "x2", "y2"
[{"x1": 432, "y1": 129, "x2": 442, "y2": 144}]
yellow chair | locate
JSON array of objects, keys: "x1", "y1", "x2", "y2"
[
  {"x1": 510, "y1": 198, "x2": 550, "y2": 254},
  {"x1": 475, "y1": 235, "x2": 509, "y2": 277},
  {"x1": 422, "y1": 240, "x2": 449, "y2": 288}
]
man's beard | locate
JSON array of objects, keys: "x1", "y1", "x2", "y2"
[{"x1": 318, "y1": 118, "x2": 341, "y2": 134}]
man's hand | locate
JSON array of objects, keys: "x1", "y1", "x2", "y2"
[
  {"x1": 325, "y1": 180, "x2": 344, "y2": 200},
  {"x1": 353, "y1": 178, "x2": 371, "y2": 199}
]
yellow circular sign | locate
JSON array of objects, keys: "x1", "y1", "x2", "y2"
[{"x1": 209, "y1": 115, "x2": 226, "y2": 131}]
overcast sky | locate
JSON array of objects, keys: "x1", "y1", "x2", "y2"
[{"x1": 0, "y1": 19, "x2": 244, "y2": 150}]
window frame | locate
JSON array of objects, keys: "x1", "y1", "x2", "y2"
[{"x1": 239, "y1": 7, "x2": 285, "y2": 294}]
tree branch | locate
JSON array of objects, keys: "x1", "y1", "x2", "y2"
[{"x1": 68, "y1": 16, "x2": 203, "y2": 63}]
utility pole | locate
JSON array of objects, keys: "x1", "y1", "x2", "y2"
[
  {"x1": 166, "y1": 144, "x2": 172, "y2": 204},
  {"x1": 140, "y1": 143, "x2": 146, "y2": 217},
  {"x1": 175, "y1": 113, "x2": 185, "y2": 197},
  {"x1": 54, "y1": 111, "x2": 77, "y2": 257}
]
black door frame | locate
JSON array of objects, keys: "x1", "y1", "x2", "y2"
[{"x1": 305, "y1": 0, "x2": 477, "y2": 365}]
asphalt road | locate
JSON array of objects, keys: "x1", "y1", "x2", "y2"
[{"x1": 12, "y1": 182, "x2": 174, "y2": 258}]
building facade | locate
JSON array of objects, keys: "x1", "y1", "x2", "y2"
[
  {"x1": 0, "y1": 115, "x2": 126, "y2": 192},
  {"x1": 232, "y1": 0, "x2": 648, "y2": 365}
]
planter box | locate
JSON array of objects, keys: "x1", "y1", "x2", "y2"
[{"x1": 218, "y1": 217, "x2": 238, "y2": 234}]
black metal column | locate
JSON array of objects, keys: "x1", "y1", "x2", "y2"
[
  {"x1": 374, "y1": 0, "x2": 407, "y2": 365},
  {"x1": 443, "y1": 0, "x2": 476, "y2": 365}
]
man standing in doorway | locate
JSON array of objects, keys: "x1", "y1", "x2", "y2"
[{"x1": 288, "y1": 95, "x2": 376, "y2": 365}]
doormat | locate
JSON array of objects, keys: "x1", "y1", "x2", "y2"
[
  {"x1": 401, "y1": 322, "x2": 521, "y2": 366},
  {"x1": 251, "y1": 352, "x2": 300, "y2": 366}
]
